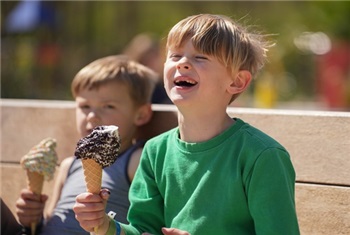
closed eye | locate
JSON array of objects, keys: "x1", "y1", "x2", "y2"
[
  {"x1": 195, "y1": 55, "x2": 208, "y2": 60},
  {"x1": 169, "y1": 54, "x2": 182, "y2": 61}
]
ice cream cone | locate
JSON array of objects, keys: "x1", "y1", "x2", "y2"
[
  {"x1": 21, "y1": 138, "x2": 58, "y2": 235},
  {"x1": 82, "y1": 158, "x2": 102, "y2": 233},
  {"x1": 26, "y1": 170, "x2": 44, "y2": 235},
  {"x1": 26, "y1": 170, "x2": 44, "y2": 195},
  {"x1": 82, "y1": 158, "x2": 102, "y2": 194},
  {"x1": 75, "y1": 126, "x2": 120, "y2": 234}
]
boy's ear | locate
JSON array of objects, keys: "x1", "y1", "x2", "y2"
[
  {"x1": 227, "y1": 70, "x2": 252, "y2": 95},
  {"x1": 134, "y1": 104, "x2": 153, "y2": 126}
]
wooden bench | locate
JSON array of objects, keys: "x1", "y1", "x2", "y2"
[{"x1": 1, "y1": 99, "x2": 349, "y2": 234}]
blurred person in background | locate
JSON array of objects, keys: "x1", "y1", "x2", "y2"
[{"x1": 123, "y1": 33, "x2": 172, "y2": 104}]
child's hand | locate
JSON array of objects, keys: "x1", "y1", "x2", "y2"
[
  {"x1": 161, "y1": 228, "x2": 191, "y2": 235},
  {"x1": 15, "y1": 188, "x2": 48, "y2": 227},
  {"x1": 73, "y1": 189, "x2": 110, "y2": 234},
  {"x1": 142, "y1": 227, "x2": 191, "y2": 235}
]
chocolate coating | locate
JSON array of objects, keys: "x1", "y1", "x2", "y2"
[{"x1": 75, "y1": 125, "x2": 121, "y2": 168}]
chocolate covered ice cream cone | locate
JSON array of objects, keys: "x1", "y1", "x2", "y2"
[{"x1": 75, "y1": 125, "x2": 121, "y2": 233}]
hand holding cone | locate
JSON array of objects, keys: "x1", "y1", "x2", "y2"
[{"x1": 75, "y1": 125, "x2": 120, "y2": 233}]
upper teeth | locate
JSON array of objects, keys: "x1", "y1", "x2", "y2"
[{"x1": 175, "y1": 79, "x2": 196, "y2": 84}]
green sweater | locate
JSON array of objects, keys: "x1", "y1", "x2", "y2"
[{"x1": 121, "y1": 118, "x2": 300, "y2": 235}]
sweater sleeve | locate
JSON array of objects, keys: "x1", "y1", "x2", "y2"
[
  {"x1": 121, "y1": 148, "x2": 165, "y2": 235},
  {"x1": 245, "y1": 148, "x2": 300, "y2": 235}
]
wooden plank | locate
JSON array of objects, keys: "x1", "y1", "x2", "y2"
[
  {"x1": 0, "y1": 163, "x2": 57, "y2": 219},
  {"x1": 1, "y1": 101, "x2": 177, "y2": 164},
  {"x1": 1, "y1": 100, "x2": 79, "y2": 163},
  {"x1": 2, "y1": 100, "x2": 350, "y2": 186},
  {"x1": 296, "y1": 183, "x2": 350, "y2": 235}
]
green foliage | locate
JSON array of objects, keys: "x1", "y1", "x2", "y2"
[{"x1": 1, "y1": 1, "x2": 349, "y2": 110}]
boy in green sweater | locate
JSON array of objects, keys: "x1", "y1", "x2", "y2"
[{"x1": 73, "y1": 14, "x2": 300, "y2": 235}]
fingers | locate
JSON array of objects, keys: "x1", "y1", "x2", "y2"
[
  {"x1": 74, "y1": 209, "x2": 107, "y2": 232},
  {"x1": 40, "y1": 194, "x2": 49, "y2": 203},
  {"x1": 100, "y1": 188, "x2": 110, "y2": 210},
  {"x1": 73, "y1": 192, "x2": 108, "y2": 233},
  {"x1": 75, "y1": 192, "x2": 104, "y2": 203},
  {"x1": 143, "y1": 228, "x2": 191, "y2": 235},
  {"x1": 20, "y1": 188, "x2": 42, "y2": 201},
  {"x1": 16, "y1": 189, "x2": 46, "y2": 227},
  {"x1": 161, "y1": 227, "x2": 191, "y2": 235},
  {"x1": 99, "y1": 188, "x2": 110, "y2": 201}
]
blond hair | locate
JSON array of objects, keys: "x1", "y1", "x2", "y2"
[
  {"x1": 166, "y1": 14, "x2": 271, "y2": 77},
  {"x1": 71, "y1": 55, "x2": 158, "y2": 106}
]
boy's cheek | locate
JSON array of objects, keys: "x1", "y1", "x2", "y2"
[
  {"x1": 75, "y1": 116, "x2": 87, "y2": 137},
  {"x1": 163, "y1": 65, "x2": 175, "y2": 80}
]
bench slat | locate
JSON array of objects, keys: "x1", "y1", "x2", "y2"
[
  {"x1": 1, "y1": 100, "x2": 350, "y2": 235},
  {"x1": 296, "y1": 183, "x2": 350, "y2": 235}
]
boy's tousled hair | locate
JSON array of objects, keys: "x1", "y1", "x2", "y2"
[
  {"x1": 166, "y1": 14, "x2": 271, "y2": 77},
  {"x1": 71, "y1": 55, "x2": 158, "y2": 105}
]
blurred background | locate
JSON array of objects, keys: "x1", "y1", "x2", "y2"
[{"x1": 1, "y1": 1, "x2": 350, "y2": 111}]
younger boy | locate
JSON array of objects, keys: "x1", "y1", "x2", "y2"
[
  {"x1": 16, "y1": 55, "x2": 158, "y2": 234},
  {"x1": 73, "y1": 14, "x2": 300, "y2": 235}
]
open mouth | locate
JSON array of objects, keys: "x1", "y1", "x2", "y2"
[{"x1": 174, "y1": 79, "x2": 197, "y2": 87}]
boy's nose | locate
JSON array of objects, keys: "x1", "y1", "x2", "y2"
[
  {"x1": 177, "y1": 65, "x2": 190, "y2": 70},
  {"x1": 176, "y1": 61, "x2": 191, "y2": 70},
  {"x1": 87, "y1": 110, "x2": 99, "y2": 120}
]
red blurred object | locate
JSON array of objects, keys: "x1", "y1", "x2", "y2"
[{"x1": 316, "y1": 41, "x2": 350, "y2": 110}]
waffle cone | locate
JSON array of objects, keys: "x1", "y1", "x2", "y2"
[
  {"x1": 26, "y1": 170, "x2": 44, "y2": 195},
  {"x1": 25, "y1": 170, "x2": 44, "y2": 235},
  {"x1": 82, "y1": 158, "x2": 102, "y2": 194}
]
